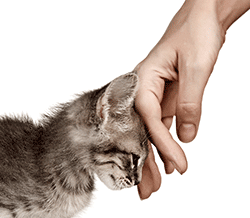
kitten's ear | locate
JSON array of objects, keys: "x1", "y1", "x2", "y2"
[{"x1": 97, "y1": 72, "x2": 138, "y2": 120}]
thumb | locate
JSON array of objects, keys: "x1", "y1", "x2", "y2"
[{"x1": 176, "y1": 64, "x2": 211, "y2": 143}]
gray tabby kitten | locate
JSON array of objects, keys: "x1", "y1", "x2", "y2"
[{"x1": 0, "y1": 72, "x2": 148, "y2": 218}]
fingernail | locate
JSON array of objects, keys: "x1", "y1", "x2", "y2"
[
  {"x1": 178, "y1": 123, "x2": 196, "y2": 143},
  {"x1": 170, "y1": 161, "x2": 187, "y2": 175},
  {"x1": 170, "y1": 161, "x2": 182, "y2": 175}
]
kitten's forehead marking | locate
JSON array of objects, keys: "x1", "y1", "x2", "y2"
[{"x1": 113, "y1": 136, "x2": 142, "y2": 153}]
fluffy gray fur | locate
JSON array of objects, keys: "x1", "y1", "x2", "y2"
[{"x1": 0, "y1": 72, "x2": 148, "y2": 218}]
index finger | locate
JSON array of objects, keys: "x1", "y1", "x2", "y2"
[
  {"x1": 136, "y1": 90, "x2": 188, "y2": 174},
  {"x1": 148, "y1": 116, "x2": 187, "y2": 174}
]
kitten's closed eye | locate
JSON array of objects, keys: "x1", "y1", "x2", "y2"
[{"x1": 95, "y1": 160, "x2": 121, "y2": 168}]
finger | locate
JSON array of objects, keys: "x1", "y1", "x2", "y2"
[
  {"x1": 136, "y1": 91, "x2": 187, "y2": 174},
  {"x1": 160, "y1": 80, "x2": 177, "y2": 131},
  {"x1": 138, "y1": 142, "x2": 161, "y2": 200},
  {"x1": 151, "y1": 118, "x2": 187, "y2": 174},
  {"x1": 157, "y1": 149, "x2": 175, "y2": 174},
  {"x1": 159, "y1": 116, "x2": 175, "y2": 174},
  {"x1": 161, "y1": 80, "x2": 178, "y2": 119},
  {"x1": 164, "y1": 159, "x2": 175, "y2": 174},
  {"x1": 162, "y1": 116, "x2": 173, "y2": 130},
  {"x1": 148, "y1": 116, "x2": 187, "y2": 174},
  {"x1": 176, "y1": 58, "x2": 211, "y2": 143},
  {"x1": 147, "y1": 142, "x2": 161, "y2": 192}
]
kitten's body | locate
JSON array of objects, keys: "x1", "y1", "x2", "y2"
[{"x1": 0, "y1": 73, "x2": 148, "y2": 218}]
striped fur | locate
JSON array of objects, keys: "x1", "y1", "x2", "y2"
[{"x1": 0, "y1": 72, "x2": 148, "y2": 218}]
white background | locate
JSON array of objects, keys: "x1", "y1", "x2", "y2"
[{"x1": 0, "y1": 1, "x2": 249, "y2": 217}]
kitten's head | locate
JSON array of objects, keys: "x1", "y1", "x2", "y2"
[{"x1": 92, "y1": 72, "x2": 148, "y2": 190}]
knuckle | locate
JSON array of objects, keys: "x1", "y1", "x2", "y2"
[{"x1": 178, "y1": 102, "x2": 201, "y2": 119}]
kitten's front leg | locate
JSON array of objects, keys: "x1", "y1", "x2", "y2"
[{"x1": 0, "y1": 208, "x2": 14, "y2": 218}]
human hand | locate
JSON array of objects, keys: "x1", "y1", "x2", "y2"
[{"x1": 135, "y1": 0, "x2": 227, "y2": 200}]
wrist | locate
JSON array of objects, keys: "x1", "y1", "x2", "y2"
[
  {"x1": 184, "y1": 0, "x2": 250, "y2": 32},
  {"x1": 186, "y1": 0, "x2": 250, "y2": 31},
  {"x1": 215, "y1": 0, "x2": 250, "y2": 31}
]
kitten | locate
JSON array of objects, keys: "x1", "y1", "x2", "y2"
[{"x1": 0, "y1": 72, "x2": 148, "y2": 218}]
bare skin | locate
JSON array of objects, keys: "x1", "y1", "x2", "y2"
[{"x1": 136, "y1": 0, "x2": 250, "y2": 200}]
